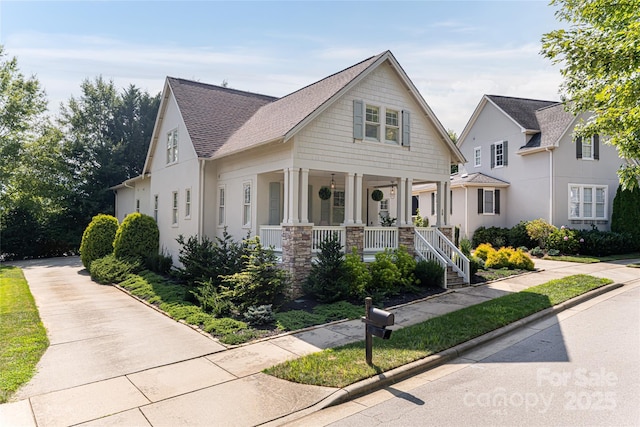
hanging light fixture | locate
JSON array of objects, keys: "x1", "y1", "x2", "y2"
[
  {"x1": 390, "y1": 181, "x2": 396, "y2": 199},
  {"x1": 330, "y1": 173, "x2": 336, "y2": 190}
]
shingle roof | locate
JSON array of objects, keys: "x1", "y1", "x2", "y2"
[
  {"x1": 413, "y1": 172, "x2": 509, "y2": 192},
  {"x1": 486, "y1": 95, "x2": 559, "y2": 131},
  {"x1": 167, "y1": 77, "x2": 277, "y2": 158},
  {"x1": 519, "y1": 103, "x2": 575, "y2": 151},
  {"x1": 213, "y1": 52, "x2": 384, "y2": 158}
]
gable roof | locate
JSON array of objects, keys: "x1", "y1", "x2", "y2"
[
  {"x1": 413, "y1": 172, "x2": 510, "y2": 193},
  {"x1": 168, "y1": 78, "x2": 277, "y2": 158},
  {"x1": 485, "y1": 95, "x2": 559, "y2": 131}
]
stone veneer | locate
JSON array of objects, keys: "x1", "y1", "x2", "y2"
[
  {"x1": 281, "y1": 225, "x2": 313, "y2": 298},
  {"x1": 438, "y1": 226, "x2": 454, "y2": 240},
  {"x1": 344, "y1": 226, "x2": 364, "y2": 257},
  {"x1": 398, "y1": 226, "x2": 416, "y2": 257}
]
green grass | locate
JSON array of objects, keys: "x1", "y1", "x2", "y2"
[
  {"x1": 473, "y1": 267, "x2": 530, "y2": 283},
  {"x1": 544, "y1": 255, "x2": 600, "y2": 263},
  {"x1": 275, "y1": 301, "x2": 362, "y2": 331},
  {"x1": 264, "y1": 274, "x2": 612, "y2": 388},
  {"x1": 0, "y1": 266, "x2": 49, "y2": 403}
]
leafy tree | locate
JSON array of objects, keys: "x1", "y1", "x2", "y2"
[
  {"x1": 448, "y1": 129, "x2": 459, "y2": 174},
  {"x1": 541, "y1": 0, "x2": 640, "y2": 189}
]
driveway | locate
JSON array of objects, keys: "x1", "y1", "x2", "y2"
[{"x1": 10, "y1": 257, "x2": 226, "y2": 400}]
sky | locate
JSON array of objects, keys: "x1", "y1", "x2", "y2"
[{"x1": 0, "y1": 0, "x2": 565, "y2": 135}]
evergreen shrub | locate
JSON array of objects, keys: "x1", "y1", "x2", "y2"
[
  {"x1": 113, "y1": 213, "x2": 159, "y2": 262},
  {"x1": 303, "y1": 233, "x2": 349, "y2": 303},
  {"x1": 79, "y1": 214, "x2": 119, "y2": 269},
  {"x1": 414, "y1": 259, "x2": 444, "y2": 288},
  {"x1": 89, "y1": 254, "x2": 140, "y2": 285}
]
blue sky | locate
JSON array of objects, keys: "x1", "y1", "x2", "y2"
[{"x1": 1, "y1": 1, "x2": 563, "y2": 134}]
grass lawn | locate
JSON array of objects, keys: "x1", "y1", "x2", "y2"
[
  {"x1": 0, "y1": 266, "x2": 49, "y2": 403},
  {"x1": 264, "y1": 274, "x2": 612, "y2": 388},
  {"x1": 544, "y1": 252, "x2": 640, "y2": 264}
]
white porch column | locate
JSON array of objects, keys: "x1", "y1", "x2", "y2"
[
  {"x1": 355, "y1": 173, "x2": 363, "y2": 224},
  {"x1": 344, "y1": 172, "x2": 355, "y2": 225},
  {"x1": 405, "y1": 178, "x2": 413, "y2": 226},
  {"x1": 283, "y1": 168, "x2": 290, "y2": 224},
  {"x1": 396, "y1": 178, "x2": 406, "y2": 225},
  {"x1": 289, "y1": 167, "x2": 300, "y2": 224},
  {"x1": 435, "y1": 181, "x2": 443, "y2": 226},
  {"x1": 300, "y1": 168, "x2": 309, "y2": 224}
]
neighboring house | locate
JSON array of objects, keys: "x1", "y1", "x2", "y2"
[
  {"x1": 413, "y1": 95, "x2": 623, "y2": 241},
  {"x1": 113, "y1": 51, "x2": 469, "y2": 289}
]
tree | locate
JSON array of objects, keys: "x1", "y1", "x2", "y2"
[
  {"x1": 448, "y1": 129, "x2": 459, "y2": 174},
  {"x1": 611, "y1": 185, "x2": 640, "y2": 237},
  {"x1": 541, "y1": 0, "x2": 640, "y2": 189}
]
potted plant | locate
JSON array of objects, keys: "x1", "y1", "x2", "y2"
[
  {"x1": 318, "y1": 186, "x2": 332, "y2": 200},
  {"x1": 371, "y1": 189, "x2": 384, "y2": 202}
]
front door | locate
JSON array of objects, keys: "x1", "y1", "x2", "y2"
[{"x1": 268, "y1": 182, "x2": 281, "y2": 225}]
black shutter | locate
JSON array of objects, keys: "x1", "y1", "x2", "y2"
[
  {"x1": 431, "y1": 193, "x2": 435, "y2": 215},
  {"x1": 576, "y1": 136, "x2": 583, "y2": 159},
  {"x1": 490, "y1": 144, "x2": 495, "y2": 168},
  {"x1": 503, "y1": 141, "x2": 508, "y2": 166},
  {"x1": 478, "y1": 189, "x2": 483, "y2": 214},
  {"x1": 594, "y1": 135, "x2": 600, "y2": 160},
  {"x1": 495, "y1": 189, "x2": 501, "y2": 214},
  {"x1": 412, "y1": 195, "x2": 419, "y2": 216},
  {"x1": 353, "y1": 100, "x2": 364, "y2": 139}
]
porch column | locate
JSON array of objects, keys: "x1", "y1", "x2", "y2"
[
  {"x1": 355, "y1": 173, "x2": 363, "y2": 224},
  {"x1": 396, "y1": 178, "x2": 407, "y2": 226},
  {"x1": 344, "y1": 172, "x2": 355, "y2": 225},
  {"x1": 300, "y1": 168, "x2": 309, "y2": 224},
  {"x1": 288, "y1": 167, "x2": 300, "y2": 224},
  {"x1": 283, "y1": 168, "x2": 290, "y2": 224}
]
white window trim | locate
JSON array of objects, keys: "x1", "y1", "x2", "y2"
[
  {"x1": 482, "y1": 187, "x2": 496, "y2": 216},
  {"x1": 568, "y1": 184, "x2": 608, "y2": 220},
  {"x1": 184, "y1": 188, "x2": 192, "y2": 219},
  {"x1": 365, "y1": 104, "x2": 381, "y2": 142},
  {"x1": 166, "y1": 128, "x2": 178, "y2": 165},
  {"x1": 242, "y1": 181, "x2": 252, "y2": 229},
  {"x1": 474, "y1": 147, "x2": 481, "y2": 167},
  {"x1": 218, "y1": 185, "x2": 226, "y2": 227},
  {"x1": 385, "y1": 109, "x2": 400, "y2": 145},
  {"x1": 171, "y1": 191, "x2": 178, "y2": 226},
  {"x1": 581, "y1": 136, "x2": 595, "y2": 160},
  {"x1": 363, "y1": 101, "x2": 405, "y2": 146},
  {"x1": 494, "y1": 141, "x2": 504, "y2": 168}
]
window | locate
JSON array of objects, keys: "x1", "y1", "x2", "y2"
[
  {"x1": 365, "y1": 105, "x2": 380, "y2": 141},
  {"x1": 135, "y1": 199, "x2": 140, "y2": 213},
  {"x1": 477, "y1": 188, "x2": 500, "y2": 215},
  {"x1": 380, "y1": 199, "x2": 389, "y2": 211},
  {"x1": 491, "y1": 141, "x2": 508, "y2": 168},
  {"x1": 385, "y1": 109, "x2": 399, "y2": 144},
  {"x1": 582, "y1": 137, "x2": 593, "y2": 160},
  {"x1": 171, "y1": 191, "x2": 178, "y2": 225},
  {"x1": 153, "y1": 195, "x2": 158, "y2": 222},
  {"x1": 569, "y1": 184, "x2": 607, "y2": 220},
  {"x1": 242, "y1": 182, "x2": 251, "y2": 227},
  {"x1": 218, "y1": 186, "x2": 225, "y2": 226},
  {"x1": 474, "y1": 147, "x2": 481, "y2": 167},
  {"x1": 332, "y1": 190, "x2": 345, "y2": 225},
  {"x1": 184, "y1": 189, "x2": 191, "y2": 218},
  {"x1": 166, "y1": 128, "x2": 178, "y2": 164}
]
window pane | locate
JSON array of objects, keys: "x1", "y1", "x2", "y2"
[
  {"x1": 495, "y1": 143, "x2": 503, "y2": 166},
  {"x1": 366, "y1": 106, "x2": 379, "y2": 123},
  {"x1": 484, "y1": 190, "x2": 494, "y2": 213},
  {"x1": 365, "y1": 124, "x2": 379, "y2": 139},
  {"x1": 385, "y1": 127, "x2": 398, "y2": 142},
  {"x1": 386, "y1": 110, "x2": 398, "y2": 126},
  {"x1": 596, "y1": 187, "x2": 605, "y2": 218}
]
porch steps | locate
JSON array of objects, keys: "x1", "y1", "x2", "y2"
[{"x1": 446, "y1": 266, "x2": 467, "y2": 289}]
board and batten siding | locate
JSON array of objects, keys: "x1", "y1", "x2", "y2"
[{"x1": 295, "y1": 63, "x2": 451, "y2": 182}]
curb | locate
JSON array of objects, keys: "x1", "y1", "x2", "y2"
[{"x1": 312, "y1": 281, "x2": 624, "y2": 410}]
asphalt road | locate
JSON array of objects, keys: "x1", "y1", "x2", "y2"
[{"x1": 317, "y1": 283, "x2": 640, "y2": 426}]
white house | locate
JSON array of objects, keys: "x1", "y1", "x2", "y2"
[
  {"x1": 113, "y1": 51, "x2": 469, "y2": 289},
  {"x1": 413, "y1": 95, "x2": 624, "y2": 241}
]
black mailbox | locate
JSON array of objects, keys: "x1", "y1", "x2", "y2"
[
  {"x1": 362, "y1": 298, "x2": 394, "y2": 365},
  {"x1": 369, "y1": 307, "x2": 395, "y2": 327}
]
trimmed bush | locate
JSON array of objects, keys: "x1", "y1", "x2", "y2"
[
  {"x1": 79, "y1": 214, "x2": 119, "y2": 269},
  {"x1": 243, "y1": 305, "x2": 276, "y2": 326},
  {"x1": 414, "y1": 259, "x2": 444, "y2": 288},
  {"x1": 89, "y1": 254, "x2": 140, "y2": 285},
  {"x1": 303, "y1": 234, "x2": 349, "y2": 303},
  {"x1": 369, "y1": 249, "x2": 402, "y2": 298},
  {"x1": 113, "y1": 213, "x2": 159, "y2": 262},
  {"x1": 472, "y1": 226, "x2": 509, "y2": 248},
  {"x1": 394, "y1": 246, "x2": 417, "y2": 291},
  {"x1": 508, "y1": 249, "x2": 535, "y2": 270},
  {"x1": 474, "y1": 243, "x2": 494, "y2": 261},
  {"x1": 575, "y1": 229, "x2": 638, "y2": 256},
  {"x1": 485, "y1": 247, "x2": 513, "y2": 269},
  {"x1": 344, "y1": 248, "x2": 372, "y2": 299},
  {"x1": 508, "y1": 221, "x2": 536, "y2": 249}
]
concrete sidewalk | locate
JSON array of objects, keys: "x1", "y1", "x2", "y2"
[{"x1": 1, "y1": 256, "x2": 639, "y2": 426}]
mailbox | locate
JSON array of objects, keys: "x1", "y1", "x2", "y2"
[
  {"x1": 362, "y1": 298, "x2": 394, "y2": 365},
  {"x1": 369, "y1": 307, "x2": 395, "y2": 327}
]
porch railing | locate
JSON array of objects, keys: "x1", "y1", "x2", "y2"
[
  {"x1": 364, "y1": 227, "x2": 398, "y2": 252},
  {"x1": 415, "y1": 227, "x2": 470, "y2": 284},
  {"x1": 312, "y1": 227, "x2": 345, "y2": 253},
  {"x1": 414, "y1": 231, "x2": 449, "y2": 289},
  {"x1": 260, "y1": 226, "x2": 282, "y2": 252}
]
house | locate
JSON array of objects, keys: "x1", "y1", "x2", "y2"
[
  {"x1": 413, "y1": 95, "x2": 624, "y2": 241},
  {"x1": 113, "y1": 51, "x2": 470, "y2": 290}
]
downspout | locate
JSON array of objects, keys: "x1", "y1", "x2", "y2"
[
  {"x1": 546, "y1": 147, "x2": 553, "y2": 225},
  {"x1": 199, "y1": 159, "x2": 205, "y2": 238}
]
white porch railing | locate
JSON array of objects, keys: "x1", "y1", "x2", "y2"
[
  {"x1": 260, "y1": 226, "x2": 282, "y2": 252},
  {"x1": 312, "y1": 227, "x2": 345, "y2": 253},
  {"x1": 364, "y1": 227, "x2": 398, "y2": 252},
  {"x1": 414, "y1": 231, "x2": 449, "y2": 289},
  {"x1": 415, "y1": 227, "x2": 470, "y2": 285}
]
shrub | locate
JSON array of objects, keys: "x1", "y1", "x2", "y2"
[
  {"x1": 191, "y1": 279, "x2": 233, "y2": 317},
  {"x1": 525, "y1": 219, "x2": 556, "y2": 249},
  {"x1": 508, "y1": 249, "x2": 535, "y2": 270},
  {"x1": 547, "y1": 249, "x2": 560, "y2": 256},
  {"x1": 175, "y1": 229, "x2": 248, "y2": 289},
  {"x1": 113, "y1": 213, "x2": 159, "y2": 262},
  {"x1": 459, "y1": 238, "x2": 472, "y2": 257},
  {"x1": 89, "y1": 254, "x2": 140, "y2": 285},
  {"x1": 413, "y1": 209, "x2": 429, "y2": 227},
  {"x1": 611, "y1": 186, "x2": 640, "y2": 238},
  {"x1": 546, "y1": 227, "x2": 580, "y2": 255},
  {"x1": 414, "y1": 259, "x2": 444, "y2": 288},
  {"x1": 472, "y1": 226, "x2": 510, "y2": 248},
  {"x1": 530, "y1": 246, "x2": 544, "y2": 257},
  {"x1": 79, "y1": 214, "x2": 119, "y2": 269},
  {"x1": 470, "y1": 256, "x2": 484, "y2": 276},
  {"x1": 203, "y1": 317, "x2": 248, "y2": 335},
  {"x1": 368, "y1": 249, "x2": 401, "y2": 298},
  {"x1": 145, "y1": 250, "x2": 173, "y2": 275},
  {"x1": 474, "y1": 243, "x2": 495, "y2": 261},
  {"x1": 485, "y1": 247, "x2": 513, "y2": 269},
  {"x1": 394, "y1": 246, "x2": 417, "y2": 291},
  {"x1": 508, "y1": 221, "x2": 536, "y2": 249},
  {"x1": 344, "y1": 248, "x2": 372, "y2": 299},
  {"x1": 576, "y1": 229, "x2": 638, "y2": 256},
  {"x1": 243, "y1": 305, "x2": 276, "y2": 326},
  {"x1": 219, "y1": 238, "x2": 289, "y2": 313},
  {"x1": 303, "y1": 234, "x2": 349, "y2": 303}
]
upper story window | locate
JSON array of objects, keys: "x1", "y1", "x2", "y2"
[
  {"x1": 242, "y1": 182, "x2": 251, "y2": 228},
  {"x1": 167, "y1": 128, "x2": 178, "y2": 164},
  {"x1": 474, "y1": 147, "x2": 481, "y2": 167},
  {"x1": 365, "y1": 105, "x2": 380, "y2": 141},
  {"x1": 569, "y1": 184, "x2": 607, "y2": 220},
  {"x1": 491, "y1": 141, "x2": 508, "y2": 168},
  {"x1": 385, "y1": 110, "x2": 399, "y2": 144},
  {"x1": 577, "y1": 135, "x2": 600, "y2": 160}
]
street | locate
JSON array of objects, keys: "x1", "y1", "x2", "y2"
[{"x1": 293, "y1": 282, "x2": 640, "y2": 426}]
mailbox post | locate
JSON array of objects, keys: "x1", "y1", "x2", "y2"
[{"x1": 362, "y1": 297, "x2": 395, "y2": 365}]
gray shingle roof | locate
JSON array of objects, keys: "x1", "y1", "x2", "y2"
[
  {"x1": 486, "y1": 95, "x2": 559, "y2": 131},
  {"x1": 167, "y1": 77, "x2": 278, "y2": 158},
  {"x1": 413, "y1": 172, "x2": 509, "y2": 192},
  {"x1": 519, "y1": 103, "x2": 575, "y2": 151}
]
